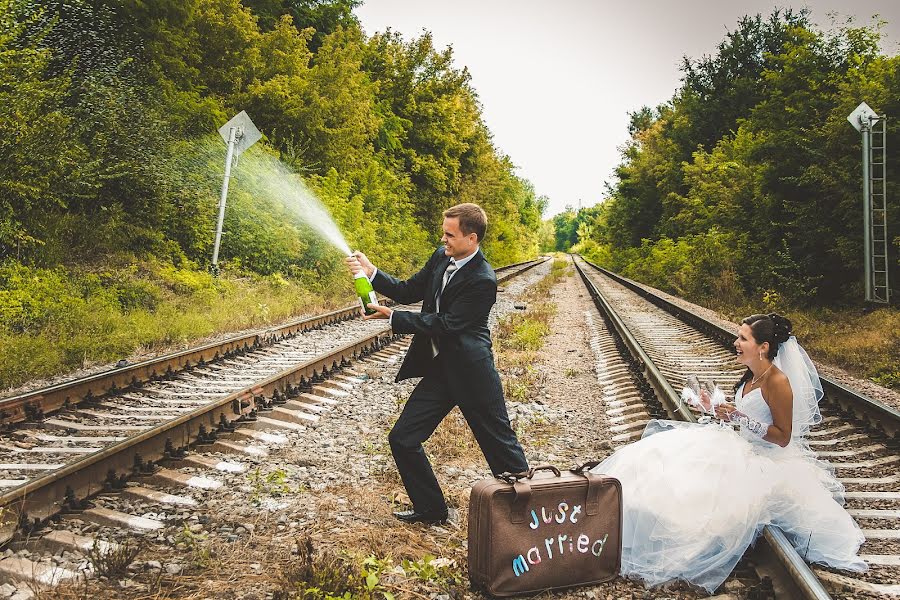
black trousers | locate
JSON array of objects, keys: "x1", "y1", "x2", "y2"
[{"x1": 388, "y1": 355, "x2": 529, "y2": 514}]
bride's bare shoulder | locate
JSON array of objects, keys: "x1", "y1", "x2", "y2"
[{"x1": 765, "y1": 369, "x2": 792, "y2": 400}]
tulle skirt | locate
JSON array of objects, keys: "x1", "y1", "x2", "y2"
[{"x1": 591, "y1": 421, "x2": 867, "y2": 593}]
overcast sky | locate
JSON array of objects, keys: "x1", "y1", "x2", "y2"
[{"x1": 354, "y1": 1, "x2": 900, "y2": 217}]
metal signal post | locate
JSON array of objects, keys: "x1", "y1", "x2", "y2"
[
  {"x1": 847, "y1": 102, "x2": 890, "y2": 304},
  {"x1": 211, "y1": 111, "x2": 262, "y2": 276}
]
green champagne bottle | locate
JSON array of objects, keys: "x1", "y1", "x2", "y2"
[{"x1": 353, "y1": 270, "x2": 379, "y2": 316}]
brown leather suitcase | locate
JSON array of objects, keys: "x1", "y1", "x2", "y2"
[{"x1": 467, "y1": 462, "x2": 622, "y2": 596}]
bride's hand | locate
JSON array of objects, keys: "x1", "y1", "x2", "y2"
[
  {"x1": 698, "y1": 389, "x2": 713, "y2": 413},
  {"x1": 715, "y1": 403, "x2": 737, "y2": 421}
]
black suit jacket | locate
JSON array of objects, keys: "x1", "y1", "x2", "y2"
[{"x1": 373, "y1": 247, "x2": 496, "y2": 382}]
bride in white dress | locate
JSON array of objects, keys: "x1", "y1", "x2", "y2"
[{"x1": 591, "y1": 313, "x2": 867, "y2": 593}]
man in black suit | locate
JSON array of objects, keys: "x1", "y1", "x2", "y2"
[{"x1": 345, "y1": 203, "x2": 529, "y2": 524}]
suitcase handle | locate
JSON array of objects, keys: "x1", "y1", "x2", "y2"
[
  {"x1": 526, "y1": 464, "x2": 561, "y2": 479},
  {"x1": 509, "y1": 465, "x2": 560, "y2": 524},
  {"x1": 509, "y1": 463, "x2": 610, "y2": 523},
  {"x1": 509, "y1": 465, "x2": 605, "y2": 522},
  {"x1": 572, "y1": 460, "x2": 602, "y2": 474}
]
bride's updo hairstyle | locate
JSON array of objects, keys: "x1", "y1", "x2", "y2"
[
  {"x1": 744, "y1": 313, "x2": 793, "y2": 360},
  {"x1": 735, "y1": 313, "x2": 793, "y2": 390}
]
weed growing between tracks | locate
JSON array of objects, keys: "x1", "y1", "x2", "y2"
[
  {"x1": 494, "y1": 259, "x2": 569, "y2": 444},
  {"x1": 86, "y1": 539, "x2": 144, "y2": 578}
]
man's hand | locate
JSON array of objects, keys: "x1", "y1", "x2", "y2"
[
  {"x1": 363, "y1": 304, "x2": 393, "y2": 320},
  {"x1": 345, "y1": 251, "x2": 375, "y2": 278}
]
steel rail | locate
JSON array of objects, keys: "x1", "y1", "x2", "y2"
[
  {"x1": 0, "y1": 306, "x2": 359, "y2": 427},
  {"x1": 0, "y1": 328, "x2": 397, "y2": 545},
  {"x1": 0, "y1": 256, "x2": 548, "y2": 546},
  {"x1": 573, "y1": 256, "x2": 834, "y2": 600},
  {"x1": 0, "y1": 258, "x2": 546, "y2": 429},
  {"x1": 496, "y1": 257, "x2": 549, "y2": 284},
  {"x1": 580, "y1": 257, "x2": 900, "y2": 441}
]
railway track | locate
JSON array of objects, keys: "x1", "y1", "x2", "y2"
[
  {"x1": 573, "y1": 255, "x2": 900, "y2": 599},
  {"x1": 0, "y1": 257, "x2": 547, "y2": 587}
]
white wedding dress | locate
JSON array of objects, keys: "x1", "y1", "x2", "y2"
[{"x1": 591, "y1": 383, "x2": 868, "y2": 592}]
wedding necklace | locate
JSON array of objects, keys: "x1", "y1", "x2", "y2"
[{"x1": 750, "y1": 364, "x2": 773, "y2": 387}]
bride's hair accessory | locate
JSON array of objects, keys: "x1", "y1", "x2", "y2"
[
  {"x1": 768, "y1": 313, "x2": 792, "y2": 346},
  {"x1": 740, "y1": 313, "x2": 792, "y2": 362},
  {"x1": 726, "y1": 409, "x2": 768, "y2": 438}
]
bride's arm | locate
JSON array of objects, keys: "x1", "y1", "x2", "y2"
[
  {"x1": 762, "y1": 374, "x2": 793, "y2": 447},
  {"x1": 713, "y1": 375, "x2": 793, "y2": 446}
]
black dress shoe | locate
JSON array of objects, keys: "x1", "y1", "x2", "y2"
[{"x1": 393, "y1": 509, "x2": 448, "y2": 525}]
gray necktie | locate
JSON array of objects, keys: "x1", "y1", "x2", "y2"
[
  {"x1": 431, "y1": 260, "x2": 458, "y2": 357},
  {"x1": 436, "y1": 260, "x2": 458, "y2": 312}
]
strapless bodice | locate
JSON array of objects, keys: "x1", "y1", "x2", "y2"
[{"x1": 735, "y1": 384, "x2": 776, "y2": 448}]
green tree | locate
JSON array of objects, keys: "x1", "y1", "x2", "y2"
[
  {"x1": 586, "y1": 10, "x2": 899, "y2": 305},
  {"x1": 0, "y1": 0, "x2": 79, "y2": 261}
]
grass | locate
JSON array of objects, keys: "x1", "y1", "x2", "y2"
[
  {"x1": 710, "y1": 298, "x2": 900, "y2": 391},
  {"x1": 779, "y1": 306, "x2": 899, "y2": 390},
  {"x1": 0, "y1": 257, "x2": 354, "y2": 392},
  {"x1": 273, "y1": 536, "x2": 386, "y2": 600},
  {"x1": 426, "y1": 406, "x2": 483, "y2": 468},
  {"x1": 494, "y1": 258, "x2": 568, "y2": 355},
  {"x1": 34, "y1": 484, "x2": 467, "y2": 600},
  {"x1": 492, "y1": 259, "x2": 569, "y2": 444},
  {"x1": 86, "y1": 538, "x2": 143, "y2": 578}
]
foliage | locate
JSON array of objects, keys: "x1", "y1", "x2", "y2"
[
  {"x1": 86, "y1": 538, "x2": 142, "y2": 578},
  {"x1": 400, "y1": 555, "x2": 461, "y2": 589},
  {"x1": 495, "y1": 261, "x2": 566, "y2": 354},
  {"x1": 174, "y1": 523, "x2": 213, "y2": 568},
  {"x1": 571, "y1": 10, "x2": 898, "y2": 307},
  {"x1": 274, "y1": 537, "x2": 395, "y2": 600},
  {"x1": 0, "y1": 0, "x2": 545, "y2": 385},
  {"x1": 248, "y1": 466, "x2": 294, "y2": 504},
  {"x1": 0, "y1": 258, "x2": 339, "y2": 389}
]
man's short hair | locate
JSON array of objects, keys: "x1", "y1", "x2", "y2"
[{"x1": 443, "y1": 203, "x2": 487, "y2": 241}]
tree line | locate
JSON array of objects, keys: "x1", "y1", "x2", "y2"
[
  {"x1": 0, "y1": 0, "x2": 548, "y2": 280},
  {"x1": 559, "y1": 9, "x2": 899, "y2": 306}
]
